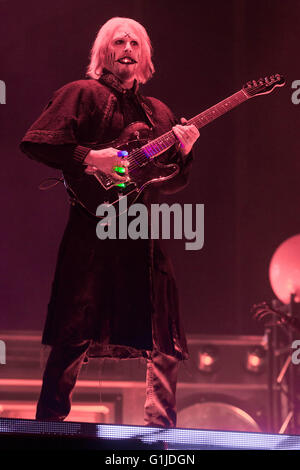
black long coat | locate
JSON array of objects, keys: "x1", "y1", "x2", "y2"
[{"x1": 20, "y1": 72, "x2": 192, "y2": 360}]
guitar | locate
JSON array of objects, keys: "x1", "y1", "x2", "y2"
[{"x1": 64, "y1": 74, "x2": 285, "y2": 218}]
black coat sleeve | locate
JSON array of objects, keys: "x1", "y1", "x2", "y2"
[
  {"x1": 20, "y1": 142, "x2": 91, "y2": 174},
  {"x1": 20, "y1": 81, "x2": 96, "y2": 173}
]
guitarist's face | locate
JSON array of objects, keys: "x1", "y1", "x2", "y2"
[{"x1": 106, "y1": 25, "x2": 141, "y2": 84}]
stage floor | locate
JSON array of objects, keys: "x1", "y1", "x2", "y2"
[{"x1": 1, "y1": 417, "x2": 300, "y2": 450}]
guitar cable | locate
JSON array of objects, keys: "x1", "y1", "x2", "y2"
[
  {"x1": 38, "y1": 175, "x2": 101, "y2": 220},
  {"x1": 38, "y1": 176, "x2": 64, "y2": 190}
]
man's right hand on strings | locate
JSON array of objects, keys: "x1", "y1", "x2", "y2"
[{"x1": 84, "y1": 148, "x2": 129, "y2": 182}]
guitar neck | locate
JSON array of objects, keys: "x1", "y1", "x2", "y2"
[
  {"x1": 141, "y1": 89, "x2": 249, "y2": 159},
  {"x1": 187, "y1": 89, "x2": 248, "y2": 129}
]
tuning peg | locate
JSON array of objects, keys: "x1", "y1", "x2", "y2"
[{"x1": 244, "y1": 73, "x2": 285, "y2": 96}]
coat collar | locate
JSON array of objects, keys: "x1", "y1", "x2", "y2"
[
  {"x1": 98, "y1": 69, "x2": 154, "y2": 127},
  {"x1": 99, "y1": 69, "x2": 138, "y2": 95}
]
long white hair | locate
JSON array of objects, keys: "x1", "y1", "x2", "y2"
[{"x1": 87, "y1": 17, "x2": 155, "y2": 84}]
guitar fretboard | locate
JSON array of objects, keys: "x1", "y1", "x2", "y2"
[{"x1": 139, "y1": 89, "x2": 248, "y2": 160}]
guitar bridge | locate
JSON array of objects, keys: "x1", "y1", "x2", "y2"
[{"x1": 94, "y1": 171, "x2": 115, "y2": 189}]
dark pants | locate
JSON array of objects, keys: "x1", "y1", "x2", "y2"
[{"x1": 36, "y1": 341, "x2": 179, "y2": 427}]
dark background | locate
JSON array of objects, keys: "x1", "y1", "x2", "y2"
[{"x1": 0, "y1": 0, "x2": 299, "y2": 336}]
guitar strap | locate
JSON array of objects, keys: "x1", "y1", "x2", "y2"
[
  {"x1": 96, "y1": 90, "x2": 117, "y2": 142},
  {"x1": 136, "y1": 95, "x2": 156, "y2": 129},
  {"x1": 99, "y1": 71, "x2": 156, "y2": 130}
]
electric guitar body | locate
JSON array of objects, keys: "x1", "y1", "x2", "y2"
[
  {"x1": 63, "y1": 74, "x2": 285, "y2": 218},
  {"x1": 64, "y1": 121, "x2": 180, "y2": 217}
]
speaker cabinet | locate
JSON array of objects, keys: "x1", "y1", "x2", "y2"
[
  {"x1": 0, "y1": 331, "x2": 270, "y2": 431},
  {"x1": 176, "y1": 334, "x2": 270, "y2": 432}
]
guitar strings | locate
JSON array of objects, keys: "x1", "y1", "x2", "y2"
[
  {"x1": 120, "y1": 81, "x2": 276, "y2": 175},
  {"x1": 125, "y1": 132, "x2": 175, "y2": 172},
  {"x1": 125, "y1": 91, "x2": 246, "y2": 173},
  {"x1": 114, "y1": 81, "x2": 276, "y2": 183}
]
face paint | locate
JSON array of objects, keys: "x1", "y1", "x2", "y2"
[
  {"x1": 107, "y1": 52, "x2": 116, "y2": 69},
  {"x1": 106, "y1": 25, "x2": 141, "y2": 84}
]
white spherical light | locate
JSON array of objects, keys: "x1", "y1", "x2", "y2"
[{"x1": 269, "y1": 234, "x2": 300, "y2": 304}]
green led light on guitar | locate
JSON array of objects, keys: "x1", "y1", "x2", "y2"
[
  {"x1": 115, "y1": 182, "x2": 126, "y2": 188},
  {"x1": 113, "y1": 166, "x2": 126, "y2": 174}
]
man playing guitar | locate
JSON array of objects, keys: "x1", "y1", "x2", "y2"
[{"x1": 20, "y1": 16, "x2": 199, "y2": 426}]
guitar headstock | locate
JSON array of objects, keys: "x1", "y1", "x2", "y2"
[{"x1": 243, "y1": 74, "x2": 285, "y2": 97}]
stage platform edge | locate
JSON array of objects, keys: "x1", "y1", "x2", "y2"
[{"x1": 1, "y1": 417, "x2": 300, "y2": 450}]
